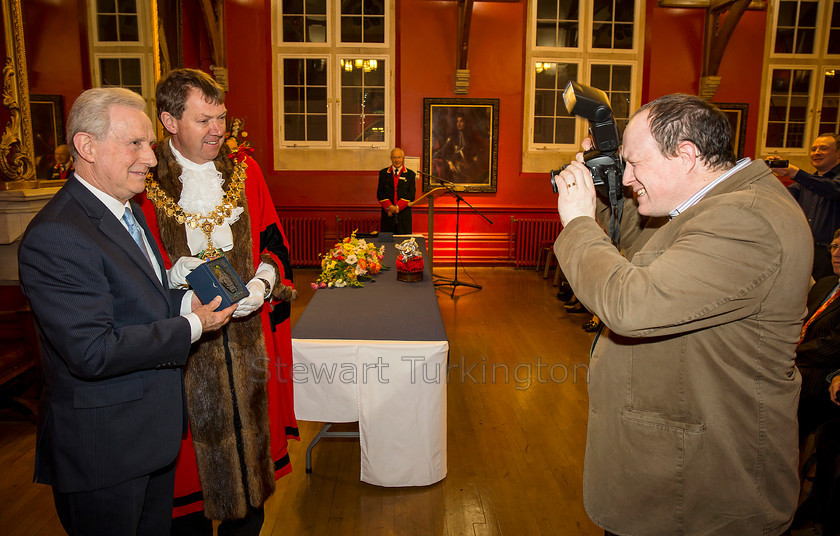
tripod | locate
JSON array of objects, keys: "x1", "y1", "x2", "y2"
[{"x1": 430, "y1": 180, "x2": 493, "y2": 296}]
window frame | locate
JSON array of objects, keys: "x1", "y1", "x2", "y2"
[
  {"x1": 91, "y1": 52, "x2": 154, "y2": 98},
  {"x1": 760, "y1": 64, "x2": 818, "y2": 153},
  {"x1": 86, "y1": 0, "x2": 157, "y2": 117},
  {"x1": 88, "y1": 0, "x2": 152, "y2": 47},
  {"x1": 522, "y1": 0, "x2": 644, "y2": 174},
  {"x1": 277, "y1": 54, "x2": 334, "y2": 149},
  {"x1": 768, "y1": 0, "x2": 826, "y2": 60},
  {"x1": 271, "y1": 0, "x2": 395, "y2": 171},
  {"x1": 334, "y1": 0, "x2": 391, "y2": 49},
  {"x1": 335, "y1": 53, "x2": 391, "y2": 148},
  {"x1": 758, "y1": 1, "x2": 840, "y2": 159}
]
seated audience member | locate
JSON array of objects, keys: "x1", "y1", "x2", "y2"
[{"x1": 796, "y1": 229, "x2": 840, "y2": 441}]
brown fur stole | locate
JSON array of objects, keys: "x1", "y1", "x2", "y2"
[{"x1": 150, "y1": 140, "x2": 274, "y2": 520}]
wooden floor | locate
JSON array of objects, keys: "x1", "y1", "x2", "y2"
[{"x1": 0, "y1": 266, "x2": 601, "y2": 536}]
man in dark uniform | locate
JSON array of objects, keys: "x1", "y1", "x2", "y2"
[
  {"x1": 377, "y1": 147, "x2": 416, "y2": 234},
  {"x1": 48, "y1": 144, "x2": 74, "y2": 180}
]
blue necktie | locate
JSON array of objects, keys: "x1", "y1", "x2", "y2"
[{"x1": 121, "y1": 208, "x2": 153, "y2": 267}]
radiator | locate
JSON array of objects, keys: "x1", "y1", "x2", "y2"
[
  {"x1": 278, "y1": 217, "x2": 326, "y2": 267},
  {"x1": 338, "y1": 216, "x2": 379, "y2": 237},
  {"x1": 512, "y1": 218, "x2": 562, "y2": 268}
]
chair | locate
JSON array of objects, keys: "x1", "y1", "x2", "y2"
[{"x1": 535, "y1": 240, "x2": 555, "y2": 277}]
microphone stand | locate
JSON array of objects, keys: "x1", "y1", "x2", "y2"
[{"x1": 416, "y1": 170, "x2": 493, "y2": 296}]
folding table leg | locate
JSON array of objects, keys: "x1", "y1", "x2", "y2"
[{"x1": 305, "y1": 422, "x2": 361, "y2": 474}]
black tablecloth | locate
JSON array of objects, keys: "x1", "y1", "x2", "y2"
[{"x1": 292, "y1": 237, "x2": 448, "y2": 342}]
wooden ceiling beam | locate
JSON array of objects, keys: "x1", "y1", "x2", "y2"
[
  {"x1": 456, "y1": 0, "x2": 475, "y2": 70},
  {"x1": 702, "y1": 0, "x2": 751, "y2": 77}
]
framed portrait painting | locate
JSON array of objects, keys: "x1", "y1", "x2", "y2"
[
  {"x1": 715, "y1": 102, "x2": 748, "y2": 160},
  {"x1": 423, "y1": 97, "x2": 499, "y2": 193},
  {"x1": 29, "y1": 94, "x2": 65, "y2": 180}
]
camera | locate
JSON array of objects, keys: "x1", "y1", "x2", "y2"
[
  {"x1": 764, "y1": 159, "x2": 789, "y2": 168},
  {"x1": 550, "y1": 81, "x2": 624, "y2": 198}
]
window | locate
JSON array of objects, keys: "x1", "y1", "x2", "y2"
[
  {"x1": 96, "y1": 0, "x2": 141, "y2": 42},
  {"x1": 87, "y1": 0, "x2": 156, "y2": 113},
  {"x1": 523, "y1": 0, "x2": 643, "y2": 173},
  {"x1": 759, "y1": 1, "x2": 840, "y2": 157},
  {"x1": 272, "y1": 0, "x2": 394, "y2": 171},
  {"x1": 97, "y1": 56, "x2": 145, "y2": 95}
]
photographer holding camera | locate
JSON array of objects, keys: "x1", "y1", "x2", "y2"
[
  {"x1": 767, "y1": 133, "x2": 840, "y2": 280},
  {"x1": 554, "y1": 93, "x2": 812, "y2": 536}
]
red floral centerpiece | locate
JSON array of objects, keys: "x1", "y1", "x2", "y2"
[{"x1": 396, "y1": 237, "x2": 424, "y2": 282}]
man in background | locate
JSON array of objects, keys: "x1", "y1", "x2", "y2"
[
  {"x1": 377, "y1": 147, "x2": 415, "y2": 234},
  {"x1": 47, "y1": 144, "x2": 73, "y2": 180},
  {"x1": 18, "y1": 87, "x2": 234, "y2": 536},
  {"x1": 771, "y1": 133, "x2": 840, "y2": 280},
  {"x1": 796, "y1": 228, "x2": 840, "y2": 442},
  {"x1": 554, "y1": 94, "x2": 812, "y2": 535}
]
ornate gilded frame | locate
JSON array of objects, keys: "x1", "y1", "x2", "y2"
[
  {"x1": 423, "y1": 97, "x2": 499, "y2": 193},
  {"x1": 1, "y1": 0, "x2": 36, "y2": 186}
]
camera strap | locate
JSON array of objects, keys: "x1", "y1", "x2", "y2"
[{"x1": 607, "y1": 168, "x2": 623, "y2": 246}]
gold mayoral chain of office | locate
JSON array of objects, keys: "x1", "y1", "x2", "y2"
[{"x1": 144, "y1": 160, "x2": 247, "y2": 260}]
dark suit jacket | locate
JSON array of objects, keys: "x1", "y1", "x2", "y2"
[
  {"x1": 377, "y1": 167, "x2": 416, "y2": 234},
  {"x1": 18, "y1": 177, "x2": 192, "y2": 493},
  {"x1": 798, "y1": 275, "x2": 840, "y2": 398}
]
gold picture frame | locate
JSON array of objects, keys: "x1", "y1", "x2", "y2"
[{"x1": 423, "y1": 97, "x2": 499, "y2": 193}]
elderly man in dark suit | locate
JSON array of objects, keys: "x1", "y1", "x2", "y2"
[{"x1": 18, "y1": 87, "x2": 236, "y2": 536}]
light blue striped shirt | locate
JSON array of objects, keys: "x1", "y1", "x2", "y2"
[{"x1": 669, "y1": 158, "x2": 751, "y2": 219}]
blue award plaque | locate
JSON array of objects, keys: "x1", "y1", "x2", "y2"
[{"x1": 186, "y1": 257, "x2": 249, "y2": 311}]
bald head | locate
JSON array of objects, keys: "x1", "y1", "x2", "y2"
[
  {"x1": 390, "y1": 148, "x2": 405, "y2": 169},
  {"x1": 54, "y1": 144, "x2": 71, "y2": 166}
]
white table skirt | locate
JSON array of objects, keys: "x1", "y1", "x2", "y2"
[{"x1": 292, "y1": 338, "x2": 448, "y2": 487}]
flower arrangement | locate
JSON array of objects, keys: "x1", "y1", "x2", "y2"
[
  {"x1": 312, "y1": 231, "x2": 386, "y2": 288},
  {"x1": 224, "y1": 117, "x2": 253, "y2": 163}
]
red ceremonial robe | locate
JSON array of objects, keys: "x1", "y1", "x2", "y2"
[{"x1": 138, "y1": 145, "x2": 298, "y2": 519}]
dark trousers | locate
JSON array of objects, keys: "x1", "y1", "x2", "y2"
[
  {"x1": 814, "y1": 420, "x2": 840, "y2": 535},
  {"x1": 52, "y1": 460, "x2": 177, "y2": 536},
  {"x1": 380, "y1": 208, "x2": 412, "y2": 235},
  {"x1": 798, "y1": 369, "x2": 840, "y2": 439},
  {"x1": 171, "y1": 506, "x2": 265, "y2": 536},
  {"x1": 813, "y1": 243, "x2": 833, "y2": 281}
]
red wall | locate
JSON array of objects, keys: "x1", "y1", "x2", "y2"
[
  {"x1": 220, "y1": 0, "x2": 543, "y2": 264},
  {"x1": 23, "y1": 0, "x2": 87, "y2": 120},
  {"x1": 16, "y1": 1, "x2": 772, "y2": 265},
  {"x1": 647, "y1": 6, "x2": 767, "y2": 159}
]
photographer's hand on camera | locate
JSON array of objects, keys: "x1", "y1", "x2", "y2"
[{"x1": 556, "y1": 159, "x2": 598, "y2": 227}]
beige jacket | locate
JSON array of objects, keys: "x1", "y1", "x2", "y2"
[{"x1": 555, "y1": 160, "x2": 812, "y2": 535}]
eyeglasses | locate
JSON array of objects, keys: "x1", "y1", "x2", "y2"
[{"x1": 828, "y1": 244, "x2": 840, "y2": 253}]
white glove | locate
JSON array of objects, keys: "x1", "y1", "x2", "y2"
[
  {"x1": 232, "y1": 279, "x2": 265, "y2": 318},
  {"x1": 167, "y1": 256, "x2": 205, "y2": 289}
]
